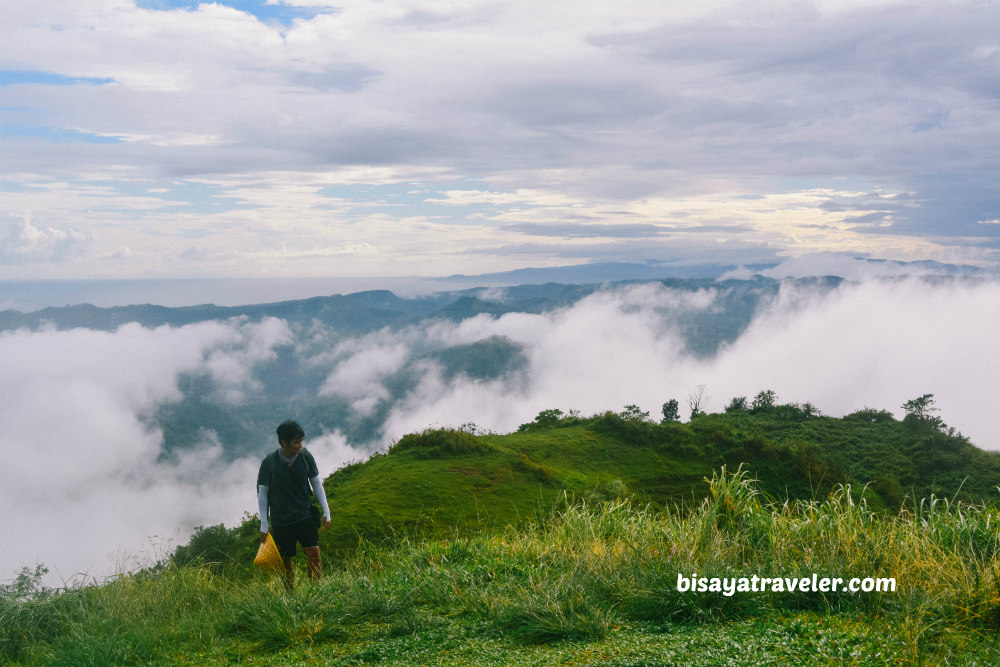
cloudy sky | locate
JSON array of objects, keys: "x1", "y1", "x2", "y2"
[{"x1": 1, "y1": 0, "x2": 998, "y2": 280}]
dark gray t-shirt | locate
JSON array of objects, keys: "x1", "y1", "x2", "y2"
[{"x1": 257, "y1": 448, "x2": 319, "y2": 527}]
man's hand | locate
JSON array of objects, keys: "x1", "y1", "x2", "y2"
[
  {"x1": 322, "y1": 519, "x2": 331, "y2": 532},
  {"x1": 260, "y1": 532, "x2": 269, "y2": 544}
]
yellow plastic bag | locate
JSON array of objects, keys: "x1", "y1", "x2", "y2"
[{"x1": 254, "y1": 533, "x2": 284, "y2": 572}]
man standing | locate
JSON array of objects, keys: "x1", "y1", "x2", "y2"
[{"x1": 258, "y1": 420, "x2": 331, "y2": 587}]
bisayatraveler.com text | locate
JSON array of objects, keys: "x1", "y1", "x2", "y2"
[{"x1": 676, "y1": 573, "x2": 896, "y2": 596}]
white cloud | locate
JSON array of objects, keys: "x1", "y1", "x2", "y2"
[
  {"x1": 319, "y1": 339, "x2": 411, "y2": 415},
  {"x1": 700, "y1": 278, "x2": 1000, "y2": 444},
  {"x1": 0, "y1": 213, "x2": 90, "y2": 264},
  {"x1": 0, "y1": 317, "x2": 360, "y2": 585},
  {"x1": 204, "y1": 316, "x2": 294, "y2": 402}
]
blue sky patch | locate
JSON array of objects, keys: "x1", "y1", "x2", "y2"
[
  {"x1": 110, "y1": 180, "x2": 257, "y2": 216},
  {"x1": 0, "y1": 71, "x2": 116, "y2": 87},
  {"x1": 135, "y1": 0, "x2": 331, "y2": 26},
  {"x1": 0, "y1": 125, "x2": 124, "y2": 144},
  {"x1": 0, "y1": 180, "x2": 29, "y2": 193}
]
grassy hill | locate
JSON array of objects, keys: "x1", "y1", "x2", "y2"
[
  {"x1": 317, "y1": 400, "x2": 998, "y2": 556},
  {"x1": 7, "y1": 398, "x2": 1000, "y2": 666},
  {"x1": 8, "y1": 463, "x2": 1000, "y2": 666},
  {"x1": 176, "y1": 396, "x2": 1000, "y2": 570}
]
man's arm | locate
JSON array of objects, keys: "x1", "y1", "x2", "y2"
[
  {"x1": 258, "y1": 484, "x2": 270, "y2": 543},
  {"x1": 309, "y1": 475, "x2": 331, "y2": 530}
]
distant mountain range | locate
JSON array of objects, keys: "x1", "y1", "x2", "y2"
[
  {"x1": 0, "y1": 276, "x2": 838, "y2": 359},
  {"x1": 441, "y1": 257, "x2": 991, "y2": 284},
  {"x1": 441, "y1": 261, "x2": 770, "y2": 284}
]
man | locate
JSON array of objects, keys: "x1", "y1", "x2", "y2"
[{"x1": 257, "y1": 420, "x2": 331, "y2": 587}]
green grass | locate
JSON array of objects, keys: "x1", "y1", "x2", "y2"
[
  {"x1": 303, "y1": 405, "x2": 1000, "y2": 564},
  {"x1": 6, "y1": 467, "x2": 1000, "y2": 666},
  {"x1": 9, "y1": 403, "x2": 1000, "y2": 665}
]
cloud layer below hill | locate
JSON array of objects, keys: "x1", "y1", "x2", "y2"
[
  {"x1": 373, "y1": 277, "x2": 999, "y2": 449},
  {"x1": 1, "y1": 274, "x2": 997, "y2": 585}
]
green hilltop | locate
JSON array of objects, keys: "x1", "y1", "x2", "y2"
[
  {"x1": 176, "y1": 393, "x2": 1000, "y2": 569},
  {"x1": 9, "y1": 393, "x2": 1000, "y2": 667}
]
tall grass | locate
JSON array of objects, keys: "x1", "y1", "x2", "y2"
[
  {"x1": 1, "y1": 566, "x2": 229, "y2": 666},
  {"x1": 4, "y1": 467, "x2": 999, "y2": 665}
]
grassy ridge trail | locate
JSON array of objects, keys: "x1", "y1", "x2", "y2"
[
  {"x1": 6, "y1": 402, "x2": 1000, "y2": 665},
  {"x1": 4, "y1": 468, "x2": 1000, "y2": 666}
]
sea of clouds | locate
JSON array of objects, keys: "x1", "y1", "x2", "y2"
[{"x1": 2, "y1": 271, "x2": 998, "y2": 585}]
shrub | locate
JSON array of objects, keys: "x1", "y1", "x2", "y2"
[
  {"x1": 227, "y1": 581, "x2": 346, "y2": 651},
  {"x1": 389, "y1": 428, "x2": 492, "y2": 458},
  {"x1": 518, "y1": 409, "x2": 565, "y2": 432},
  {"x1": 170, "y1": 518, "x2": 259, "y2": 573},
  {"x1": 845, "y1": 407, "x2": 896, "y2": 423}
]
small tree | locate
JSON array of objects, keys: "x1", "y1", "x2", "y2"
[
  {"x1": 902, "y1": 394, "x2": 937, "y2": 420},
  {"x1": 517, "y1": 408, "x2": 564, "y2": 432},
  {"x1": 687, "y1": 385, "x2": 709, "y2": 419},
  {"x1": 620, "y1": 404, "x2": 650, "y2": 423},
  {"x1": 751, "y1": 390, "x2": 777, "y2": 414},
  {"x1": 902, "y1": 394, "x2": 943, "y2": 431},
  {"x1": 725, "y1": 396, "x2": 749, "y2": 413},
  {"x1": 661, "y1": 399, "x2": 680, "y2": 423}
]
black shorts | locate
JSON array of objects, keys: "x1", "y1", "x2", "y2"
[{"x1": 271, "y1": 517, "x2": 319, "y2": 559}]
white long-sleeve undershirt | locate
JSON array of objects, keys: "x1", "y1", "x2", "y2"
[
  {"x1": 311, "y1": 475, "x2": 332, "y2": 522},
  {"x1": 258, "y1": 475, "x2": 331, "y2": 534}
]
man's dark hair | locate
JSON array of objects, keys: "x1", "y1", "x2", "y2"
[{"x1": 277, "y1": 420, "x2": 305, "y2": 443}]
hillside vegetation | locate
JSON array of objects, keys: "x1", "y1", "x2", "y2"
[
  {"x1": 5, "y1": 394, "x2": 1000, "y2": 666},
  {"x1": 5, "y1": 467, "x2": 1000, "y2": 666},
  {"x1": 175, "y1": 393, "x2": 1000, "y2": 569}
]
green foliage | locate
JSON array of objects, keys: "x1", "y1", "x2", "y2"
[
  {"x1": 902, "y1": 393, "x2": 939, "y2": 421},
  {"x1": 488, "y1": 580, "x2": 612, "y2": 644},
  {"x1": 432, "y1": 335, "x2": 528, "y2": 382},
  {"x1": 518, "y1": 409, "x2": 564, "y2": 432},
  {"x1": 751, "y1": 389, "x2": 777, "y2": 413},
  {"x1": 902, "y1": 393, "x2": 948, "y2": 434},
  {"x1": 4, "y1": 565, "x2": 229, "y2": 666},
  {"x1": 845, "y1": 407, "x2": 896, "y2": 423},
  {"x1": 227, "y1": 581, "x2": 348, "y2": 651},
  {"x1": 0, "y1": 564, "x2": 51, "y2": 602},
  {"x1": 619, "y1": 404, "x2": 650, "y2": 423},
  {"x1": 389, "y1": 428, "x2": 494, "y2": 458},
  {"x1": 725, "y1": 396, "x2": 749, "y2": 413},
  {"x1": 9, "y1": 395, "x2": 998, "y2": 665},
  {"x1": 661, "y1": 399, "x2": 680, "y2": 422},
  {"x1": 171, "y1": 521, "x2": 258, "y2": 572},
  {"x1": 6, "y1": 472, "x2": 1000, "y2": 665},
  {"x1": 141, "y1": 396, "x2": 1000, "y2": 578}
]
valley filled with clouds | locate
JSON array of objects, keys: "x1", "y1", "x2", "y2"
[{"x1": 1, "y1": 267, "x2": 997, "y2": 584}]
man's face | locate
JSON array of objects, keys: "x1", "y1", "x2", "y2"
[{"x1": 280, "y1": 436, "x2": 304, "y2": 457}]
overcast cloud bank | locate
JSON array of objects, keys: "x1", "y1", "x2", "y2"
[{"x1": 1, "y1": 0, "x2": 997, "y2": 278}]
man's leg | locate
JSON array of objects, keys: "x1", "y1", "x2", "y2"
[
  {"x1": 304, "y1": 546, "x2": 322, "y2": 580},
  {"x1": 271, "y1": 524, "x2": 298, "y2": 591}
]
